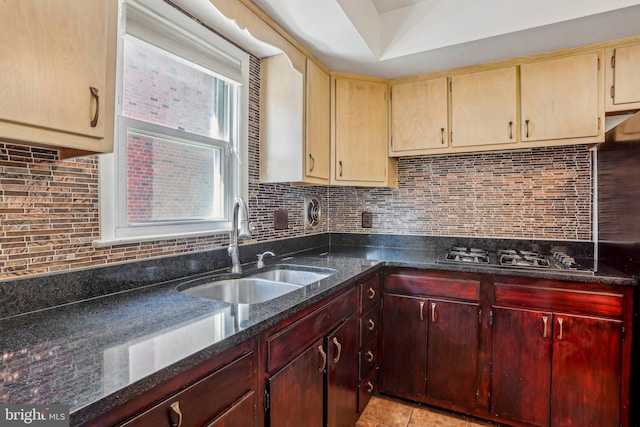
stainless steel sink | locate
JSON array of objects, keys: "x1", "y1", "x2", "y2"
[
  {"x1": 248, "y1": 268, "x2": 333, "y2": 286},
  {"x1": 178, "y1": 265, "x2": 336, "y2": 304},
  {"x1": 179, "y1": 278, "x2": 302, "y2": 304}
]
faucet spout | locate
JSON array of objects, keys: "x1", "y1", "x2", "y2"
[{"x1": 228, "y1": 196, "x2": 251, "y2": 273}]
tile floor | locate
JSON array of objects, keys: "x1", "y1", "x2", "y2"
[{"x1": 356, "y1": 396, "x2": 497, "y2": 427}]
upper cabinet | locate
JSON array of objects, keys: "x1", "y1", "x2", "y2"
[
  {"x1": 520, "y1": 51, "x2": 603, "y2": 144},
  {"x1": 389, "y1": 77, "x2": 448, "y2": 156},
  {"x1": 605, "y1": 42, "x2": 640, "y2": 112},
  {"x1": 260, "y1": 55, "x2": 330, "y2": 184},
  {"x1": 332, "y1": 75, "x2": 397, "y2": 187},
  {"x1": 0, "y1": 0, "x2": 117, "y2": 158},
  {"x1": 450, "y1": 66, "x2": 517, "y2": 148}
]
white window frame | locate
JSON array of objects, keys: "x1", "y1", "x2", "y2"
[{"x1": 96, "y1": 0, "x2": 249, "y2": 246}]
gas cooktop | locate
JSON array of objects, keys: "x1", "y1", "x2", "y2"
[{"x1": 437, "y1": 246, "x2": 594, "y2": 275}]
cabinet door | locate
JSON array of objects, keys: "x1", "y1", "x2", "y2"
[
  {"x1": 268, "y1": 338, "x2": 324, "y2": 427},
  {"x1": 326, "y1": 315, "x2": 359, "y2": 427},
  {"x1": 608, "y1": 43, "x2": 640, "y2": 110},
  {"x1": 380, "y1": 294, "x2": 427, "y2": 397},
  {"x1": 426, "y1": 299, "x2": 479, "y2": 408},
  {"x1": 550, "y1": 314, "x2": 622, "y2": 427},
  {"x1": 334, "y1": 77, "x2": 388, "y2": 183},
  {"x1": 450, "y1": 67, "x2": 517, "y2": 147},
  {"x1": 490, "y1": 307, "x2": 552, "y2": 427},
  {"x1": 206, "y1": 391, "x2": 255, "y2": 427},
  {"x1": 305, "y1": 59, "x2": 331, "y2": 181},
  {"x1": 520, "y1": 52, "x2": 601, "y2": 142},
  {"x1": 0, "y1": 0, "x2": 109, "y2": 139},
  {"x1": 390, "y1": 78, "x2": 448, "y2": 154}
]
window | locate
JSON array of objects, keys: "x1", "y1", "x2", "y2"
[{"x1": 98, "y1": 0, "x2": 249, "y2": 244}]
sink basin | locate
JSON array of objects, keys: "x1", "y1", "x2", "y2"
[
  {"x1": 178, "y1": 265, "x2": 335, "y2": 305},
  {"x1": 179, "y1": 278, "x2": 302, "y2": 304},
  {"x1": 248, "y1": 267, "x2": 334, "y2": 286}
]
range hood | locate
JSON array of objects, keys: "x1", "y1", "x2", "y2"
[{"x1": 597, "y1": 110, "x2": 640, "y2": 276}]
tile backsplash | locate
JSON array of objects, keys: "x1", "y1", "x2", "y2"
[
  {"x1": 0, "y1": 55, "x2": 593, "y2": 280},
  {"x1": 330, "y1": 146, "x2": 592, "y2": 240}
]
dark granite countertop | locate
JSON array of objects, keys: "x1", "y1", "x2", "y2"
[{"x1": 0, "y1": 243, "x2": 635, "y2": 426}]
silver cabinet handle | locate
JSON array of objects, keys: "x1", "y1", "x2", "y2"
[
  {"x1": 332, "y1": 337, "x2": 342, "y2": 363},
  {"x1": 419, "y1": 301, "x2": 425, "y2": 321},
  {"x1": 318, "y1": 345, "x2": 327, "y2": 372},
  {"x1": 168, "y1": 401, "x2": 183, "y2": 427},
  {"x1": 557, "y1": 318, "x2": 564, "y2": 341},
  {"x1": 542, "y1": 315, "x2": 548, "y2": 338},
  {"x1": 430, "y1": 302, "x2": 437, "y2": 323}
]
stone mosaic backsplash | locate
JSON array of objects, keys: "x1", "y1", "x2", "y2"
[
  {"x1": 329, "y1": 146, "x2": 592, "y2": 241},
  {"x1": 0, "y1": 54, "x2": 593, "y2": 280}
]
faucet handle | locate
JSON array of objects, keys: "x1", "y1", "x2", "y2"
[{"x1": 256, "y1": 251, "x2": 275, "y2": 268}]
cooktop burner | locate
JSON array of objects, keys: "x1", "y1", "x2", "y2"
[
  {"x1": 437, "y1": 247, "x2": 593, "y2": 275},
  {"x1": 444, "y1": 247, "x2": 489, "y2": 264}
]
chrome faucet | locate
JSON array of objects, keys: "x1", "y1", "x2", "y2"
[
  {"x1": 256, "y1": 251, "x2": 275, "y2": 268},
  {"x1": 228, "y1": 196, "x2": 251, "y2": 273}
]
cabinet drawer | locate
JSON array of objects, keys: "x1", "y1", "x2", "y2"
[
  {"x1": 385, "y1": 272, "x2": 479, "y2": 301},
  {"x1": 358, "y1": 367, "x2": 377, "y2": 414},
  {"x1": 121, "y1": 352, "x2": 254, "y2": 427},
  {"x1": 494, "y1": 283, "x2": 624, "y2": 318},
  {"x1": 359, "y1": 336, "x2": 378, "y2": 381},
  {"x1": 360, "y1": 275, "x2": 381, "y2": 314},
  {"x1": 360, "y1": 306, "x2": 380, "y2": 348},
  {"x1": 267, "y1": 288, "x2": 357, "y2": 372},
  {"x1": 207, "y1": 391, "x2": 255, "y2": 427}
]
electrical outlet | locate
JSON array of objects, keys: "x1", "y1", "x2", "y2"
[
  {"x1": 362, "y1": 211, "x2": 372, "y2": 228},
  {"x1": 274, "y1": 210, "x2": 288, "y2": 230}
]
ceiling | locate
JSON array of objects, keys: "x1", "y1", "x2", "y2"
[
  {"x1": 176, "y1": 0, "x2": 640, "y2": 79},
  {"x1": 251, "y1": 0, "x2": 640, "y2": 78}
]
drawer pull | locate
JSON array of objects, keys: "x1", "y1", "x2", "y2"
[
  {"x1": 332, "y1": 337, "x2": 342, "y2": 363},
  {"x1": 309, "y1": 153, "x2": 315, "y2": 172},
  {"x1": 168, "y1": 401, "x2": 183, "y2": 427},
  {"x1": 367, "y1": 287, "x2": 376, "y2": 299},
  {"x1": 430, "y1": 302, "x2": 437, "y2": 323},
  {"x1": 366, "y1": 381, "x2": 374, "y2": 393},
  {"x1": 557, "y1": 317, "x2": 564, "y2": 341},
  {"x1": 367, "y1": 319, "x2": 375, "y2": 331},
  {"x1": 419, "y1": 301, "x2": 425, "y2": 321},
  {"x1": 366, "y1": 350, "x2": 374, "y2": 362},
  {"x1": 542, "y1": 315, "x2": 548, "y2": 338},
  {"x1": 319, "y1": 345, "x2": 327, "y2": 372}
]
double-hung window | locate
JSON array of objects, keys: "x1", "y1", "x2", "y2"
[{"x1": 98, "y1": 0, "x2": 249, "y2": 244}]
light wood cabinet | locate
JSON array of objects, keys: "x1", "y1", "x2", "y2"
[
  {"x1": 0, "y1": 0, "x2": 117, "y2": 158},
  {"x1": 606, "y1": 42, "x2": 640, "y2": 112},
  {"x1": 520, "y1": 51, "x2": 603, "y2": 144},
  {"x1": 260, "y1": 55, "x2": 330, "y2": 184},
  {"x1": 332, "y1": 74, "x2": 397, "y2": 187},
  {"x1": 390, "y1": 77, "x2": 448, "y2": 155},
  {"x1": 450, "y1": 67, "x2": 517, "y2": 148}
]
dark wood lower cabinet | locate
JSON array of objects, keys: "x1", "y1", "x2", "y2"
[
  {"x1": 268, "y1": 338, "x2": 325, "y2": 427},
  {"x1": 380, "y1": 268, "x2": 633, "y2": 427},
  {"x1": 491, "y1": 307, "x2": 552, "y2": 427},
  {"x1": 492, "y1": 307, "x2": 624, "y2": 427},
  {"x1": 326, "y1": 315, "x2": 359, "y2": 427}
]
